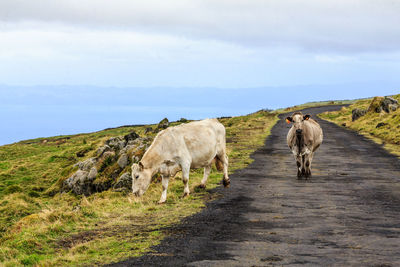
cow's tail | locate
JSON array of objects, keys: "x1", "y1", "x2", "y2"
[{"x1": 214, "y1": 156, "x2": 224, "y2": 171}]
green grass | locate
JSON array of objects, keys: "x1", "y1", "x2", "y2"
[
  {"x1": 319, "y1": 94, "x2": 400, "y2": 156},
  {"x1": 0, "y1": 110, "x2": 278, "y2": 266}
]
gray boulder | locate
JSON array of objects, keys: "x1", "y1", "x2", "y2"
[
  {"x1": 381, "y1": 97, "x2": 398, "y2": 113},
  {"x1": 352, "y1": 108, "x2": 367, "y2": 121},
  {"x1": 106, "y1": 137, "x2": 126, "y2": 150},
  {"x1": 87, "y1": 167, "x2": 98, "y2": 180},
  {"x1": 117, "y1": 153, "x2": 129, "y2": 169},
  {"x1": 96, "y1": 145, "x2": 111, "y2": 157},
  {"x1": 63, "y1": 170, "x2": 92, "y2": 195},
  {"x1": 113, "y1": 172, "x2": 132, "y2": 191},
  {"x1": 124, "y1": 131, "x2": 139, "y2": 142},
  {"x1": 74, "y1": 157, "x2": 97, "y2": 171}
]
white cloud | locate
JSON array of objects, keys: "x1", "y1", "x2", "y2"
[{"x1": 0, "y1": 0, "x2": 400, "y2": 52}]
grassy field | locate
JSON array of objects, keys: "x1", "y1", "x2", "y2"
[
  {"x1": 319, "y1": 94, "x2": 400, "y2": 156},
  {"x1": 0, "y1": 110, "x2": 278, "y2": 266}
]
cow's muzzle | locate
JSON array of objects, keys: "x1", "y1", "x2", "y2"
[{"x1": 296, "y1": 129, "x2": 303, "y2": 135}]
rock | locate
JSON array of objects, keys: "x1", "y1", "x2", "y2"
[
  {"x1": 381, "y1": 97, "x2": 398, "y2": 113},
  {"x1": 376, "y1": 122, "x2": 388, "y2": 128},
  {"x1": 144, "y1": 127, "x2": 153, "y2": 134},
  {"x1": 74, "y1": 157, "x2": 97, "y2": 171},
  {"x1": 119, "y1": 144, "x2": 136, "y2": 155},
  {"x1": 157, "y1": 118, "x2": 169, "y2": 130},
  {"x1": 113, "y1": 172, "x2": 132, "y2": 191},
  {"x1": 124, "y1": 131, "x2": 139, "y2": 142},
  {"x1": 368, "y1": 96, "x2": 398, "y2": 114},
  {"x1": 352, "y1": 108, "x2": 367, "y2": 121},
  {"x1": 117, "y1": 153, "x2": 129, "y2": 169},
  {"x1": 87, "y1": 167, "x2": 98, "y2": 180},
  {"x1": 62, "y1": 129, "x2": 152, "y2": 196},
  {"x1": 106, "y1": 137, "x2": 126, "y2": 150},
  {"x1": 63, "y1": 170, "x2": 92, "y2": 195},
  {"x1": 102, "y1": 151, "x2": 116, "y2": 160},
  {"x1": 96, "y1": 145, "x2": 111, "y2": 157}
]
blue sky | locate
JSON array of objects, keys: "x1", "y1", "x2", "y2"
[{"x1": 0, "y1": 0, "x2": 399, "y2": 145}]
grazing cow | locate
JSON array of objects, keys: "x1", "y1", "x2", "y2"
[
  {"x1": 131, "y1": 119, "x2": 230, "y2": 203},
  {"x1": 286, "y1": 112, "x2": 323, "y2": 178}
]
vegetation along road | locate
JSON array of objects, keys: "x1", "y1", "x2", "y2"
[{"x1": 112, "y1": 105, "x2": 400, "y2": 266}]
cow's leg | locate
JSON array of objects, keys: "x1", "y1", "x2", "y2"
[
  {"x1": 181, "y1": 162, "x2": 191, "y2": 197},
  {"x1": 220, "y1": 153, "x2": 230, "y2": 187},
  {"x1": 301, "y1": 155, "x2": 307, "y2": 176},
  {"x1": 158, "y1": 175, "x2": 169, "y2": 204},
  {"x1": 304, "y1": 153, "x2": 313, "y2": 178},
  {"x1": 200, "y1": 164, "x2": 212, "y2": 188},
  {"x1": 295, "y1": 154, "x2": 303, "y2": 178}
]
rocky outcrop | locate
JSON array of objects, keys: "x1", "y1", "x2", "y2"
[
  {"x1": 113, "y1": 172, "x2": 132, "y2": 191},
  {"x1": 381, "y1": 97, "x2": 398, "y2": 113},
  {"x1": 368, "y1": 96, "x2": 398, "y2": 113},
  {"x1": 62, "y1": 131, "x2": 150, "y2": 195},
  {"x1": 352, "y1": 108, "x2": 367, "y2": 121},
  {"x1": 157, "y1": 118, "x2": 169, "y2": 130}
]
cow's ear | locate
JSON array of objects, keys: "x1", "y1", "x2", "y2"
[
  {"x1": 286, "y1": 117, "x2": 292, "y2": 124},
  {"x1": 303, "y1": 115, "x2": 311, "y2": 120},
  {"x1": 139, "y1": 162, "x2": 144, "y2": 171}
]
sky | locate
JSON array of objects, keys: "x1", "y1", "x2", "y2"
[{"x1": 0, "y1": 0, "x2": 399, "y2": 144}]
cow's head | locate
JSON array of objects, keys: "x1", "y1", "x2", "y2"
[
  {"x1": 286, "y1": 112, "x2": 311, "y2": 135},
  {"x1": 131, "y1": 162, "x2": 152, "y2": 197}
]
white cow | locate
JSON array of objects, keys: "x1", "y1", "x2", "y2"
[{"x1": 131, "y1": 119, "x2": 230, "y2": 203}]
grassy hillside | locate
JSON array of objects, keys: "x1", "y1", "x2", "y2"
[
  {"x1": 274, "y1": 99, "x2": 355, "y2": 113},
  {"x1": 0, "y1": 111, "x2": 278, "y2": 266},
  {"x1": 319, "y1": 94, "x2": 400, "y2": 156}
]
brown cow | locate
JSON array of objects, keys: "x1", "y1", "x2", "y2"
[{"x1": 286, "y1": 112, "x2": 323, "y2": 178}]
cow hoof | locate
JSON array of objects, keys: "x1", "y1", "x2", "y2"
[
  {"x1": 223, "y1": 179, "x2": 230, "y2": 187},
  {"x1": 198, "y1": 184, "x2": 206, "y2": 189},
  {"x1": 183, "y1": 192, "x2": 190, "y2": 198},
  {"x1": 158, "y1": 200, "x2": 166, "y2": 205},
  {"x1": 297, "y1": 171, "x2": 303, "y2": 178}
]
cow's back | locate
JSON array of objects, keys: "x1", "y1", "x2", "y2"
[
  {"x1": 155, "y1": 119, "x2": 224, "y2": 167},
  {"x1": 176, "y1": 119, "x2": 224, "y2": 163}
]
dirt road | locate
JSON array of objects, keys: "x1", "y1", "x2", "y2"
[{"x1": 111, "y1": 105, "x2": 400, "y2": 266}]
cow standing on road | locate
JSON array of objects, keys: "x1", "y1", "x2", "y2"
[
  {"x1": 131, "y1": 119, "x2": 230, "y2": 204},
  {"x1": 286, "y1": 112, "x2": 323, "y2": 178}
]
